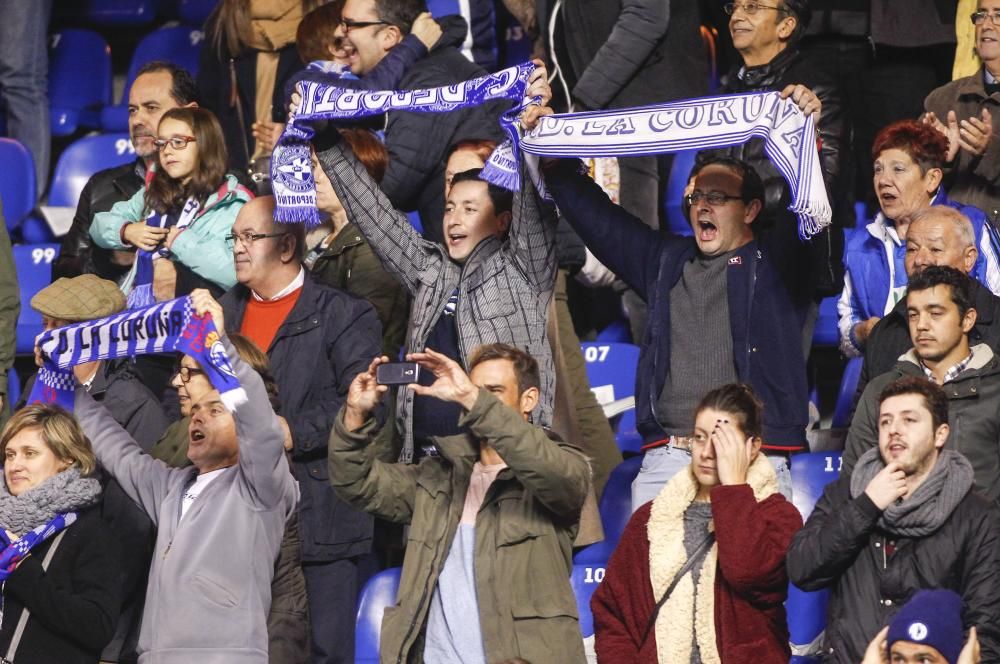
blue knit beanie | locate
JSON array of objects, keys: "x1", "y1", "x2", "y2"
[{"x1": 887, "y1": 590, "x2": 964, "y2": 664}]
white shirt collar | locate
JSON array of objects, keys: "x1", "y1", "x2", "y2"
[{"x1": 252, "y1": 267, "x2": 305, "y2": 302}]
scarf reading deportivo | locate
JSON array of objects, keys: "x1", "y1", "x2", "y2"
[
  {"x1": 271, "y1": 62, "x2": 537, "y2": 225},
  {"x1": 29, "y1": 296, "x2": 246, "y2": 411},
  {"x1": 502, "y1": 90, "x2": 832, "y2": 239}
]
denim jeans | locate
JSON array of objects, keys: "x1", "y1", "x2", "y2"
[
  {"x1": 0, "y1": 0, "x2": 53, "y2": 193},
  {"x1": 630, "y1": 445, "x2": 794, "y2": 513}
]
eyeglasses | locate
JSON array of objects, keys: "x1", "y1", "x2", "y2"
[
  {"x1": 685, "y1": 191, "x2": 744, "y2": 207},
  {"x1": 340, "y1": 18, "x2": 390, "y2": 33},
  {"x1": 176, "y1": 366, "x2": 204, "y2": 384},
  {"x1": 723, "y1": 2, "x2": 788, "y2": 16},
  {"x1": 971, "y1": 10, "x2": 1000, "y2": 25},
  {"x1": 225, "y1": 230, "x2": 289, "y2": 250},
  {"x1": 153, "y1": 136, "x2": 197, "y2": 151}
]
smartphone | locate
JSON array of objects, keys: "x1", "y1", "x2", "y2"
[{"x1": 376, "y1": 362, "x2": 421, "y2": 386}]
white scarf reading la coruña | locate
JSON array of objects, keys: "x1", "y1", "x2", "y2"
[
  {"x1": 30, "y1": 296, "x2": 245, "y2": 412},
  {"x1": 507, "y1": 91, "x2": 832, "y2": 239},
  {"x1": 271, "y1": 62, "x2": 536, "y2": 225}
]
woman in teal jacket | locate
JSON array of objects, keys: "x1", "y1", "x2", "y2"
[{"x1": 90, "y1": 107, "x2": 253, "y2": 305}]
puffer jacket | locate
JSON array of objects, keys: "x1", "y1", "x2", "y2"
[
  {"x1": 53, "y1": 159, "x2": 144, "y2": 285},
  {"x1": 844, "y1": 345, "x2": 1000, "y2": 504},
  {"x1": 787, "y1": 463, "x2": 1000, "y2": 664},
  {"x1": 380, "y1": 15, "x2": 506, "y2": 243},
  {"x1": 90, "y1": 174, "x2": 253, "y2": 291},
  {"x1": 317, "y1": 140, "x2": 558, "y2": 464},
  {"x1": 713, "y1": 46, "x2": 848, "y2": 297},
  {"x1": 328, "y1": 389, "x2": 590, "y2": 664}
]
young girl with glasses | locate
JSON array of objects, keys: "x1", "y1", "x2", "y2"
[{"x1": 90, "y1": 107, "x2": 254, "y2": 308}]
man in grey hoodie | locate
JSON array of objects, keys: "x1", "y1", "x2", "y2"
[{"x1": 73, "y1": 289, "x2": 299, "y2": 663}]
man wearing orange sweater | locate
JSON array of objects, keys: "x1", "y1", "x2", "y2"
[{"x1": 219, "y1": 195, "x2": 382, "y2": 663}]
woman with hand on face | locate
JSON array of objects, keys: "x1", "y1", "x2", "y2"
[
  {"x1": 838, "y1": 119, "x2": 999, "y2": 357},
  {"x1": 0, "y1": 404, "x2": 121, "y2": 663},
  {"x1": 591, "y1": 384, "x2": 803, "y2": 664},
  {"x1": 90, "y1": 107, "x2": 253, "y2": 308}
]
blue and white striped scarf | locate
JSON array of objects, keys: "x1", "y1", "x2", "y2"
[
  {"x1": 29, "y1": 296, "x2": 246, "y2": 411},
  {"x1": 272, "y1": 62, "x2": 536, "y2": 225}
]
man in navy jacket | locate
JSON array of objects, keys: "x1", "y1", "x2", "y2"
[{"x1": 543, "y1": 155, "x2": 811, "y2": 510}]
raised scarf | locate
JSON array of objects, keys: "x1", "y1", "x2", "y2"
[
  {"x1": 29, "y1": 295, "x2": 246, "y2": 412},
  {"x1": 849, "y1": 447, "x2": 974, "y2": 537},
  {"x1": 271, "y1": 62, "x2": 537, "y2": 225},
  {"x1": 127, "y1": 197, "x2": 202, "y2": 309},
  {"x1": 508, "y1": 91, "x2": 832, "y2": 239}
]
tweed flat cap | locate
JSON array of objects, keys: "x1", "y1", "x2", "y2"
[{"x1": 31, "y1": 275, "x2": 126, "y2": 321}]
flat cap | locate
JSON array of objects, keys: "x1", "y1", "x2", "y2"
[{"x1": 31, "y1": 275, "x2": 126, "y2": 322}]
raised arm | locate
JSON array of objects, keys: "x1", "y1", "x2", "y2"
[
  {"x1": 75, "y1": 388, "x2": 179, "y2": 524},
  {"x1": 506, "y1": 167, "x2": 558, "y2": 292},
  {"x1": 317, "y1": 140, "x2": 434, "y2": 294}
]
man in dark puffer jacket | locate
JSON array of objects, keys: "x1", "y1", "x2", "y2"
[
  {"x1": 339, "y1": 0, "x2": 506, "y2": 243},
  {"x1": 788, "y1": 376, "x2": 1000, "y2": 664}
]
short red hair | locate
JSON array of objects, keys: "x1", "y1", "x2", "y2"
[
  {"x1": 340, "y1": 128, "x2": 389, "y2": 184},
  {"x1": 447, "y1": 139, "x2": 498, "y2": 165},
  {"x1": 871, "y1": 119, "x2": 948, "y2": 173}
]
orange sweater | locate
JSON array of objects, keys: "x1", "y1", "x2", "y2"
[{"x1": 240, "y1": 287, "x2": 302, "y2": 352}]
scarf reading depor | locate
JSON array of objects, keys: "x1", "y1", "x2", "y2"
[
  {"x1": 271, "y1": 62, "x2": 536, "y2": 225},
  {"x1": 29, "y1": 296, "x2": 246, "y2": 412}
]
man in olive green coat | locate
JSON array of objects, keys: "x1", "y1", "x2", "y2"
[
  {"x1": 0, "y1": 203, "x2": 20, "y2": 425},
  {"x1": 329, "y1": 343, "x2": 590, "y2": 664}
]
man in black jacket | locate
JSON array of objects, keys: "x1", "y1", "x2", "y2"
[
  {"x1": 787, "y1": 376, "x2": 1000, "y2": 664},
  {"x1": 709, "y1": 0, "x2": 849, "y2": 302},
  {"x1": 858, "y1": 206, "x2": 1000, "y2": 400},
  {"x1": 219, "y1": 196, "x2": 382, "y2": 664},
  {"x1": 52, "y1": 61, "x2": 198, "y2": 285},
  {"x1": 340, "y1": 0, "x2": 506, "y2": 243}
]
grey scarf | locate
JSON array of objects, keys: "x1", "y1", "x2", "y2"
[
  {"x1": 850, "y1": 448, "x2": 974, "y2": 537},
  {"x1": 0, "y1": 467, "x2": 102, "y2": 535}
]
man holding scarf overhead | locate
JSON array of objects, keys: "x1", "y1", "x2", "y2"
[{"x1": 49, "y1": 290, "x2": 298, "y2": 663}]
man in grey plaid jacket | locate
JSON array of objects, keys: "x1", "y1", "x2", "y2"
[{"x1": 317, "y1": 139, "x2": 557, "y2": 463}]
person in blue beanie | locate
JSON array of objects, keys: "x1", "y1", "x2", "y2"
[{"x1": 861, "y1": 589, "x2": 981, "y2": 664}]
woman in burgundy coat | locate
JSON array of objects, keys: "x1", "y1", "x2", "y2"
[{"x1": 591, "y1": 384, "x2": 803, "y2": 663}]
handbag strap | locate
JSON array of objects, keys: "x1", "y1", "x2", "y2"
[
  {"x1": 3, "y1": 530, "x2": 68, "y2": 663},
  {"x1": 638, "y1": 530, "x2": 716, "y2": 650}
]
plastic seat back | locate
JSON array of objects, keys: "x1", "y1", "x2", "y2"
[
  {"x1": 355, "y1": 567, "x2": 401, "y2": 663},
  {"x1": 570, "y1": 564, "x2": 603, "y2": 639},
  {"x1": 49, "y1": 29, "x2": 112, "y2": 136},
  {"x1": 0, "y1": 139, "x2": 37, "y2": 231},
  {"x1": 13, "y1": 244, "x2": 60, "y2": 354},
  {"x1": 574, "y1": 456, "x2": 642, "y2": 564},
  {"x1": 49, "y1": 133, "x2": 135, "y2": 207},
  {"x1": 831, "y1": 357, "x2": 863, "y2": 428}
]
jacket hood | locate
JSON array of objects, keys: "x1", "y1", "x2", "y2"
[
  {"x1": 897, "y1": 343, "x2": 997, "y2": 376},
  {"x1": 433, "y1": 15, "x2": 470, "y2": 52}
]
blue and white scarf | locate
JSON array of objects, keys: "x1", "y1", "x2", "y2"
[
  {"x1": 127, "y1": 197, "x2": 202, "y2": 309},
  {"x1": 272, "y1": 61, "x2": 537, "y2": 225},
  {"x1": 30, "y1": 296, "x2": 246, "y2": 411},
  {"x1": 0, "y1": 513, "x2": 75, "y2": 582},
  {"x1": 493, "y1": 91, "x2": 832, "y2": 239}
]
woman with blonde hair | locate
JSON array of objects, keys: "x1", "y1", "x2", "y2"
[{"x1": 0, "y1": 404, "x2": 121, "y2": 663}]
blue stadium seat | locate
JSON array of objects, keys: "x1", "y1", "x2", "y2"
[
  {"x1": 613, "y1": 408, "x2": 643, "y2": 455},
  {"x1": 355, "y1": 567, "x2": 401, "y2": 663},
  {"x1": 406, "y1": 211, "x2": 424, "y2": 235},
  {"x1": 570, "y1": 564, "x2": 602, "y2": 640},
  {"x1": 581, "y1": 342, "x2": 639, "y2": 405},
  {"x1": 13, "y1": 244, "x2": 60, "y2": 354},
  {"x1": 49, "y1": 29, "x2": 113, "y2": 136},
  {"x1": 664, "y1": 149, "x2": 698, "y2": 236},
  {"x1": 0, "y1": 139, "x2": 37, "y2": 232},
  {"x1": 101, "y1": 26, "x2": 206, "y2": 131},
  {"x1": 787, "y1": 451, "x2": 841, "y2": 654},
  {"x1": 178, "y1": 0, "x2": 217, "y2": 26},
  {"x1": 49, "y1": 133, "x2": 136, "y2": 208},
  {"x1": 831, "y1": 357, "x2": 862, "y2": 428},
  {"x1": 574, "y1": 455, "x2": 642, "y2": 564},
  {"x1": 812, "y1": 295, "x2": 840, "y2": 347},
  {"x1": 70, "y1": 0, "x2": 157, "y2": 26},
  {"x1": 7, "y1": 369, "x2": 20, "y2": 411},
  {"x1": 594, "y1": 318, "x2": 631, "y2": 344}
]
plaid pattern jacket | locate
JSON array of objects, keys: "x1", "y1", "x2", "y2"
[{"x1": 318, "y1": 142, "x2": 557, "y2": 462}]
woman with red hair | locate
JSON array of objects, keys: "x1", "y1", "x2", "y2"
[{"x1": 837, "y1": 119, "x2": 999, "y2": 357}]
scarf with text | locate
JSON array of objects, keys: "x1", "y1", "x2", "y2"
[
  {"x1": 29, "y1": 296, "x2": 245, "y2": 411},
  {"x1": 487, "y1": 91, "x2": 832, "y2": 239},
  {"x1": 128, "y1": 197, "x2": 202, "y2": 309},
  {"x1": 271, "y1": 61, "x2": 536, "y2": 225}
]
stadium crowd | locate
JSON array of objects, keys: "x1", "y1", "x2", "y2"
[{"x1": 0, "y1": 0, "x2": 999, "y2": 663}]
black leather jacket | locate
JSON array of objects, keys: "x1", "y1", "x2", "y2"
[
  {"x1": 712, "y1": 47, "x2": 849, "y2": 298},
  {"x1": 53, "y1": 160, "x2": 144, "y2": 285}
]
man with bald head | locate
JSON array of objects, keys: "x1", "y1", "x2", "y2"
[
  {"x1": 857, "y1": 205, "x2": 1000, "y2": 399},
  {"x1": 219, "y1": 195, "x2": 383, "y2": 662}
]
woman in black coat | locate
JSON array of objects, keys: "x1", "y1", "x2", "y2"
[{"x1": 0, "y1": 404, "x2": 122, "y2": 663}]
